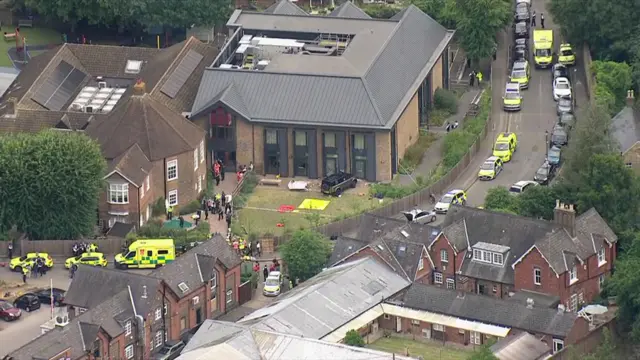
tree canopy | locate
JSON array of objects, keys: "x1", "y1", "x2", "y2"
[
  {"x1": 0, "y1": 131, "x2": 106, "y2": 240},
  {"x1": 280, "y1": 229, "x2": 332, "y2": 282},
  {"x1": 343, "y1": 329, "x2": 365, "y2": 347}
]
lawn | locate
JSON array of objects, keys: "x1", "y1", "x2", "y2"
[
  {"x1": 233, "y1": 186, "x2": 382, "y2": 236},
  {"x1": 0, "y1": 27, "x2": 62, "y2": 66},
  {"x1": 368, "y1": 337, "x2": 472, "y2": 360}
]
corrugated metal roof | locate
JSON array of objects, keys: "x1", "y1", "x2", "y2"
[
  {"x1": 238, "y1": 257, "x2": 410, "y2": 339},
  {"x1": 322, "y1": 304, "x2": 385, "y2": 343}
]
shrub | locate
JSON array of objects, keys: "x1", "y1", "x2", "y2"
[
  {"x1": 370, "y1": 182, "x2": 420, "y2": 199},
  {"x1": 178, "y1": 200, "x2": 201, "y2": 215},
  {"x1": 234, "y1": 172, "x2": 258, "y2": 208},
  {"x1": 362, "y1": 4, "x2": 400, "y2": 19},
  {"x1": 433, "y1": 88, "x2": 458, "y2": 114},
  {"x1": 151, "y1": 197, "x2": 166, "y2": 217},
  {"x1": 132, "y1": 220, "x2": 211, "y2": 248},
  {"x1": 397, "y1": 132, "x2": 439, "y2": 174}
]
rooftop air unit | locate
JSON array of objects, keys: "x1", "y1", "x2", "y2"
[
  {"x1": 98, "y1": 81, "x2": 107, "y2": 88},
  {"x1": 101, "y1": 105, "x2": 114, "y2": 113},
  {"x1": 255, "y1": 60, "x2": 269, "y2": 71},
  {"x1": 70, "y1": 103, "x2": 84, "y2": 111},
  {"x1": 114, "y1": 88, "x2": 127, "y2": 95},
  {"x1": 219, "y1": 64, "x2": 234, "y2": 69},
  {"x1": 74, "y1": 98, "x2": 90, "y2": 105},
  {"x1": 240, "y1": 35, "x2": 253, "y2": 44},
  {"x1": 85, "y1": 106, "x2": 95, "y2": 113}
]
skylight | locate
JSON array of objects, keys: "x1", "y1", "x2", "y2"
[
  {"x1": 125, "y1": 60, "x2": 143, "y2": 74},
  {"x1": 178, "y1": 282, "x2": 190, "y2": 293}
]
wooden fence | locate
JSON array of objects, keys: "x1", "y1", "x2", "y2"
[
  {"x1": 238, "y1": 280, "x2": 253, "y2": 305},
  {"x1": 10, "y1": 237, "x2": 127, "y2": 257}
]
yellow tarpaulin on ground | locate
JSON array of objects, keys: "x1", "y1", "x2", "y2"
[{"x1": 298, "y1": 198, "x2": 330, "y2": 210}]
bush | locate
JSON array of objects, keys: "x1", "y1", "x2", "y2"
[
  {"x1": 132, "y1": 220, "x2": 211, "y2": 248},
  {"x1": 178, "y1": 200, "x2": 201, "y2": 215},
  {"x1": 592, "y1": 60, "x2": 632, "y2": 114},
  {"x1": 234, "y1": 172, "x2": 258, "y2": 208},
  {"x1": 433, "y1": 88, "x2": 458, "y2": 114},
  {"x1": 397, "y1": 131, "x2": 438, "y2": 174},
  {"x1": 362, "y1": 4, "x2": 400, "y2": 19},
  {"x1": 151, "y1": 197, "x2": 166, "y2": 217}
]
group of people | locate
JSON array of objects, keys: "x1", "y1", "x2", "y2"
[
  {"x1": 444, "y1": 120, "x2": 459, "y2": 132},
  {"x1": 236, "y1": 162, "x2": 253, "y2": 182},
  {"x1": 72, "y1": 242, "x2": 98, "y2": 256},
  {"x1": 21, "y1": 255, "x2": 49, "y2": 283},
  {"x1": 530, "y1": 11, "x2": 545, "y2": 28},
  {"x1": 468, "y1": 70, "x2": 484, "y2": 87},
  {"x1": 213, "y1": 159, "x2": 225, "y2": 186},
  {"x1": 256, "y1": 258, "x2": 281, "y2": 281},
  {"x1": 232, "y1": 238, "x2": 262, "y2": 259},
  {"x1": 200, "y1": 192, "x2": 233, "y2": 227}
]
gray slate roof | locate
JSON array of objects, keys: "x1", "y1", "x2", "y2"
[
  {"x1": 264, "y1": 0, "x2": 308, "y2": 16},
  {"x1": 238, "y1": 257, "x2": 410, "y2": 339},
  {"x1": 611, "y1": 104, "x2": 640, "y2": 153},
  {"x1": 391, "y1": 283, "x2": 578, "y2": 338},
  {"x1": 328, "y1": 236, "x2": 367, "y2": 266},
  {"x1": 193, "y1": 6, "x2": 454, "y2": 129},
  {"x1": 507, "y1": 290, "x2": 560, "y2": 309},
  {"x1": 491, "y1": 332, "x2": 551, "y2": 360},
  {"x1": 329, "y1": 2, "x2": 372, "y2": 19}
]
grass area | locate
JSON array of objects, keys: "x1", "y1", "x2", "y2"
[
  {"x1": 233, "y1": 187, "x2": 382, "y2": 236},
  {"x1": 0, "y1": 27, "x2": 62, "y2": 67},
  {"x1": 398, "y1": 131, "x2": 440, "y2": 174},
  {"x1": 369, "y1": 337, "x2": 471, "y2": 360},
  {"x1": 429, "y1": 109, "x2": 454, "y2": 127}
]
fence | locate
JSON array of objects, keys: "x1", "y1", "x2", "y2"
[
  {"x1": 582, "y1": 43, "x2": 595, "y2": 102},
  {"x1": 11, "y1": 237, "x2": 127, "y2": 257},
  {"x1": 238, "y1": 280, "x2": 253, "y2": 305}
]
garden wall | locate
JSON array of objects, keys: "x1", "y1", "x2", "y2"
[
  {"x1": 582, "y1": 43, "x2": 595, "y2": 102},
  {"x1": 7, "y1": 237, "x2": 127, "y2": 257}
]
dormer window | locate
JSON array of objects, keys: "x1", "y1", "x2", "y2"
[
  {"x1": 125, "y1": 60, "x2": 143, "y2": 74},
  {"x1": 472, "y1": 242, "x2": 509, "y2": 266}
]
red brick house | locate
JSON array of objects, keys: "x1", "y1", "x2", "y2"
[
  {"x1": 428, "y1": 201, "x2": 617, "y2": 309},
  {"x1": 9, "y1": 235, "x2": 242, "y2": 360}
]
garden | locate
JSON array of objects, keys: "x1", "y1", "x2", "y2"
[
  {"x1": 368, "y1": 337, "x2": 472, "y2": 360},
  {"x1": 0, "y1": 27, "x2": 62, "y2": 67}
]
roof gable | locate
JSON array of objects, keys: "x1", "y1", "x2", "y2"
[
  {"x1": 611, "y1": 105, "x2": 640, "y2": 153},
  {"x1": 105, "y1": 143, "x2": 152, "y2": 187},
  {"x1": 329, "y1": 2, "x2": 372, "y2": 19},
  {"x1": 264, "y1": 0, "x2": 309, "y2": 15}
]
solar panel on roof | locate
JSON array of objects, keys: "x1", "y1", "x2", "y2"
[
  {"x1": 32, "y1": 61, "x2": 86, "y2": 111},
  {"x1": 160, "y1": 50, "x2": 204, "y2": 99}
]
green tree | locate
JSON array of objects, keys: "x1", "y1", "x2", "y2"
[
  {"x1": 606, "y1": 233, "x2": 640, "y2": 340},
  {"x1": 280, "y1": 229, "x2": 332, "y2": 282},
  {"x1": 0, "y1": 131, "x2": 106, "y2": 240},
  {"x1": 343, "y1": 329, "x2": 365, "y2": 347},
  {"x1": 483, "y1": 187, "x2": 517, "y2": 212},
  {"x1": 517, "y1": 185, "x2": 558, "y2": 220},
  {"x1": 140, "y1": 0, "x2": 232, "y2": 29},
  {"x1": 592, "y1": 61, "x2": 633, "y2": 113},
  {"x1": 467, "y1": 344, "x2": 498, "y2": 360},
  {"x1": 583, "y1": 328, "x2": 617, "y2": 360},
  {"x1": 445, "y1": 0, "x2": 511, "y2": 63},
  {"x1": 408, "y1": 0, "x2": 456, "y2": 27}
]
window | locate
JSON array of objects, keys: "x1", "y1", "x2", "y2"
[
  {"x1": 598, "y1": 247, "x2": 606, "y2": 266},
  {"x1": 194, "y1": 150, "x2": 199, "y2": 170},
  {"x1": 492, "y1": 285, "x2": 497, "y2": 293},
  {"x1": 125, "y1": 345, "x2": 134, "y2": 359},
  {"x1": 440, "y1": 249, "x2": 449, "y2": 263},
  {"x1": 295, "y1": 131, "x2": 307, "y2": 146},
  {"x1": 433, "y1": 324, "x2": 445, "y2": 332},
  {"x1": 226, "y1": 289, "x2": 233, "y2": 303},
  {"x1": 211, "y1": 273, "x2": 217, "y2": 291},
  {"x1": 125, "y1": 60, "x2": 142, "y2": 74},
  {"x1": 570, "y1": 294, "x2": 578, "y2": 312},
  {"x1": 569, "y1": 266, "x2": 578, "y2": 284},
  {"x1": 266, "y1": 129, "x2": 278, "y2": 144},
  {"x1": 434, "y1": 272, "x2": 443, "y2": 284},
  {"x1": 109, "y1": 184, "x2": 129, "y2": 204},
  {"x1": 150, "y1": 337, "x2": 154, "y2": 350},
  {"x1": 446, "y1": 278, "x2": 455, "y2": 290},
  {"x1": 492, "y1": 253, "x2": 503, "y2": 265},
  {"x1": 163, "y1": 303, "x2": 168, "y2": 315},
  {"x1": 124, "y1": 320, "x2": 132, "y2": 335},
  {"x1": 534, "y1": 268, "x2": 541, "y2": 285},
  {"x1": 578, "y1": 291, "x2": 584, "y2": 305},
  {"x1": 168, "y1": 190, "x2": 178, "y2": 206},
  {"x1": 473, "y1": 249, "x2": 482, "y2": 260},
  {"x1": 599, "y1": 274, "x2": 606, "y2": 291},
  {"x1": 324, "y1": 132, "x2": 336, "y2": 147},
  {"x1": 155, "y1": 330, "x2": 163, "y2": 347},
  {"x1": 353, "y1": 134, "x2": 365, "y2": 150},
  {"x1": 483, "y1": 251, "x2": 491, "y2": 262},
  {"x1": 180, "y1": 316, "x2": 186, "y2": 330},
  {"x1": 167, "y1": 160, "x2": 178, "y2": 180},
  {"x1": 155, "y1": 308, "x2": 161, "y2": 320},
  {"x1": 158, "y1": 250, "x2": 169, "y2": 255},
  {"x1": 199, "y1": 140, "x2": 205, "y2": 164},
  {"x1": 553, "y1": 339, "x2": 564, "y2": 353},
  {"x1": 197, "y1": 175, "x2": 202, "y2": 193},
  {"x1": 418, "y1": 258, "x2": 424, "y2": 271},
  {"x1": 146, "y1": 175, "x2": 150, "y2": 191},
  {"x1": 470, "y1": 331, "x2": 481, "y2": 345}
]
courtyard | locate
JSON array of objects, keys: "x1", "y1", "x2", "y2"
[
  {"x1": 368, "y1": 337, "x2": 472, "y2": 360},
  {"x1": 1, "y1": 27, "x2": 61, "y2": 67}
]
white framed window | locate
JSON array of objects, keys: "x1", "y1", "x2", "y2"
[
  {"x1": 440, "y1": 249, "x2": 448, "y2": 263},
  {"x1": 599, "y1": 274, "x2": 605, "y2": 291},
  {"x1": 125, "y1": 60, "x2": 142, "y2": 74},
  {"x1": 418, "y1": 258, "x2": 424, "y2": 271},
  {"x1": 150, "y1": 337, "x2": 154, "y2": 350},
  {"x1": 140, "y1": 184, "x2": 145, "y2": 199},
  {"x1": 226, "y1": 289, "x2": 233, "y2": 303},
  {"x1": 109, "y1": 183, "x2": 129, "y2": 204},
  {"x1": 434, "y1": 272, "x2": 443, "y2": 284},
  {"x1": 125, "y1": 345, "x2": 134, "y2": 359},
  {"x1": 199, "y1": 141, "x2": 205, "y2": 163},
  {"x1": 492, "y1": 253, "x2": 503, "y2": 265},
  {"x1": 146, "y1": 175, "x2": 150, "y2": 191},
  {"x1": 163, "y1": 303, "x2": 168, "y2": 315},
  {"x1": 569, "y1": 266, "x2": 578, "y2": 284},
  {"x1": 470, "y1": 331, "x2": 481, "y2": 345},
  {"x1": 198, "y1": 175, "x2": 202, "y2": 193},
  {"x1": 155, "y1": 330, "x2": 163, "y2": 347},
  {"x1": 168, "y1": 190, "x2": 178, "y2": 206},
  {"x1": 553, "y1": 339, "x2": 564, "y2": 353},
  {"x1": 167, "y1": 160, "x2": 178, "y2": 181},
  {"x1": 433, "y1": 323, "x2": 445, "y2": 332},
  {"x1": 194, "y1": 150, "x2": 199, "y2": 170},
  {"x1": 570, "y1": 294, "x2": 578, "y2": 312},
  {"x1": 534, "y1": 268, "x2": 541, "y2": 285},
  {"x1": 155, "y1": 308, "x2": 161, "y2": 320},
  {"x1": 473, "y1": 249, "x2": 482, "y2": 260},
  {"x1": 446, "y1": 278, "x2": 455, "y2": 290},
  {"x1": 483, "y1": 251, "x2": 491, "y2": 262},
  {"x1": 211, "y1": 273, "x2": 217, "y2": 291},
  {"x1": 578, "y1": 292, "x2": 584, "y2": 305},
  {"x1": 598, "y1": 247, "x2": 606, "y2": 266},
  {"x1": 124, "y1": 320, "x2": 132, "y2": 335},
  {"x1": 146, "y1": 205, "x2": 151, "y2": 220}
]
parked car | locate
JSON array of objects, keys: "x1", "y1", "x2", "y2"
[
  {"x1": 558, "y1": 113, "x2": 575, "y2": 129},
  {"x1": 509, "y1": 180, "x2": 538, "y2": 194},
  {"x1": 550, "y1": 124, "x2": 569, "y2": 147},
  {"x1": 34, "y1": 288, "x2": 66, "y2": 307},
  {"x1": 402, "y1": 209, "x2": 437, "y2": 224},
  {"x1": 513, "y1": 38, "x2": 529, "y2": 61},
  {"x1": 435, "y1": 190, "x2": 467, "y2": 214},
  {"x1": 534, "y1": 161, "x2": 557, "y2": 185},
  {"x1": 514, "y1": 2, "x2": 530, "y2": 22},
  {"x1": 0, "y1": 300, "x2": 21, "y2": 321},
  {"x1": 14, "y1": 293, "x2": 41, "y2": 312},
  {"x1": 551, "y1": 63, "x2": 569, "y2": 83},
  {"x1": 556, "y1": 96, "x2": 574, "y2": 115},
  {"x1": 548, "y1": 146, "x2": 562, "y2": 165},
  {"x1": 513, "y1": 21, "x2": 529, "y2": 40},
  {"x1": 152, "y1": 340, "x2": 186, "y2": 360},
  {"x1": 321, "y1": 171, "x2": 357, "y2": 196},
  {"x1": 553, "y1": 77, "x2": 572, "y2": 101}
]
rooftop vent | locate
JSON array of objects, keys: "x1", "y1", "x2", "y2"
[
  {"x1": 125, "y1": 60, "x2": 143, "y2": 74},
  {"x1": 178, "y1": 282, "x2": 189, "y2": 293}
]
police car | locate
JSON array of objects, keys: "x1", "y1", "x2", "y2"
[
  {"x1": 435, "y1": 190, "x2": 467, "y2": 214},
  {"x1": 503, "y1": 83, "x2": 522, "y2": 111},
  {"x1": 558, "y1": 43, "x2": 576, "y2": 66}
]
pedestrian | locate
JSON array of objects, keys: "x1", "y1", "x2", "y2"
[
  {"x1": 453, "y1": 120, "x2": 459, "y2": 129},
  {"x1": 218, "y1": 206, "x2": 224, "y2": 221},
  {"x1": 167, "y1": 205, "x2": 173, "y2": 220},
  {"x1": 71, "y1": 264, "x2": 78, "y2": 279},
  {"x1": 239, "y1": 239, "x2": 245, "y2": 254},
  {"x1": 476, "y1": 71, "x2": 483, "y2": 86},
  {"x1": 179, "y1": 216, "x2": 185, "y2": 228},
  {"x1": 249, "y1": 161, "x2": 254, "y2": 171},
  {"x1": 219, "y1": 160, "x2": 225, "y2": 181},
  {"x1": 253, "y1": 261, "x2": 260, "y2": 272},
  {"x1": 89, "y1": 243, "x2": 97, "y2": 252},
  {"x1": 469, "y1": 70, "x2": 476, "y2": 87},
  {"x1": 445, "y1": 121, "x2": 451, "y2": 132},
  {"x1": 540, "y1": 13, "x2": 545, "y2": 28},
  {"x1": 204, "y1": 207, "x2": 209, "y2": 220},
  {"x1": 22, "y1": 266, "x2": 28, "y2": 283},
  {"x1": 221, "y1": 191, "x2": 226, "y2": 207},
  {"x1": 531, "y1": 11, "x2": 536, "y2": 27},
  {"x1": 256, "y1": 241, "x2": 262, "y2": 257},
  {"x1": 233, "y1": 239, "x2": 239, "y2": 254},
  {"x1": 263, "y1": 265, "x2": 269, "y2": 281},
  {"x1": 7, "y1": 241, "x2": 12, "y2": 259},
  {"x1": 226, "y1": 213, "x2": 232, "y2": 228}
]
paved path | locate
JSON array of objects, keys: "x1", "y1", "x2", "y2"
[{"x1": 206, "y1": 176, "x2": 238, "y2": 235}]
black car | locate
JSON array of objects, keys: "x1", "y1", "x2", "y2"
[
  {"x1": 321, "y1": 171, "x2": 357, "y2": 196},
  {"x1": 34, "y1": 288, "x2": 66, "y2": 307},
  {"x1": 559, "y1": 113, "x2": 575, "y2": 128},
  {"x1": 552, "y1": 63, "x2": 569, "y2": 82},
  {"x1": 14, "y1": 293, "x2": 41, "y2": 312},
  {"x1": 550, "y1": 124, "x2": 568, "y2": 147},
  {"x1": 152, "y1": 340, "x2": 186, "y2": 360},
  {"x1": 534, "y1": 161, "x2": 557, "y2": 185},
  {"x1": 513, "y1": 41, "x2": 529, "y2": 61},
  {"x1": 513, "y1": 21, "x2": 529, "y2": 40},
  {"x1": 556, "y1": 97, "x2": 573, "y2": 115},
  {"x1": 514, "y1": 2, "x2": 530, "y2": 22}
]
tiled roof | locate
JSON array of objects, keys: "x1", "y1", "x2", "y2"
[
  {"x1": 106, "y1": 143, "x2": 153, "y2": 187},
  {"x1": 327, "y1": 236, "x2": 367, "y2": 266},
  {"x1": 329, "y1": 2, "x2": 372, "y2": 20},
  {"x1": 491, "y1": 332, "x2": 551, "y2": 360},
  {"x1": 264, "y1": 0, "x2": 308, "y2": 16},
  {"x1": 392, "y1": 283, "x2": 578, "y2": 337},
  {"x1": 610, "y1": 104, "x2": 640, "y2": 153}
]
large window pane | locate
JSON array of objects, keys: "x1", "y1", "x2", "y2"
[
  {"x1": 266, "y1": 130, "x2": 278, "y2": 144},
  {"x1": 324, "y1": 133, "x2": 336, "y2": 148}
]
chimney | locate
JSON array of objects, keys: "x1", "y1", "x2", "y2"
[
  {"x1": 142, "y1": 285, "x2": 148, "y2": 299},
  {"x1": 553, "y1": 200, "x2": 576, "y2": 237},
  {"x1": 526, "y1": 298, "x2": 534, "y2": 309},
  {"x1": 627, "y1": 90, "x2": 635, "y2": 107},
  {"x1": 133, "y1": 79, "x2": 146, "y2": 96}
]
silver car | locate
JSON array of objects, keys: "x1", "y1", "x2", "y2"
[{"x1": 403, "y1": 209, "x2": 437, "y2": 224}]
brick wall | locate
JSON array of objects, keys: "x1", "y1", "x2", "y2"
[
  {"x1": 414, "y1": 248, "x2": 432, "y2": 282},
  {"x1": 514, "y1": 247, "x2": 563, "y2": 299},
  {"x1": 395, "y1": 92, "x2": 420, "y2": 160},
  {"x1": 429, "y1": 234, "x2": 458, "y2": 286},
  {"x1": 551, "y1": 318, "x2": 615, "y2": 360},
  {"x1": 375, "y1": 131, "x2": 392, "y2": 181},
  {"x1": 100, "y1": 172, "x2": 141, "y2": 226},
  {"x1": 431, "y1": 55, "x2": 444, "y2": 95}
]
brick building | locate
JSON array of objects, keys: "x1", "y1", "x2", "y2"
[
  {"x1": 610, "y1": 90, "x2": 640, "y2": 173},
  {"x1": 189, "y1": 4, "x2": 454, "y2": 181},
  {"x1": 8, "y1": 235, "x2": 242, "y2": 360},
  {"x1": 0, "y1": 37, "x2": 219, "y2": 230}
]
